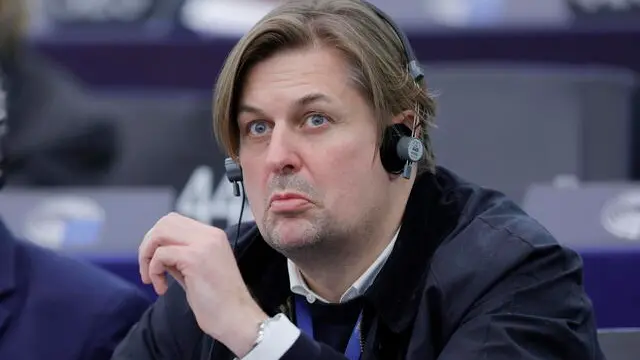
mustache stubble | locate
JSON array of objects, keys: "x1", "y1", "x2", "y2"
[{"x1": 265, "y1": 174, "x2": 320, "y2": 206}]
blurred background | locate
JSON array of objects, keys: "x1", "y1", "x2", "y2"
[{"x1": 1, "y1": 0, "x2": 639, "y2": 339}]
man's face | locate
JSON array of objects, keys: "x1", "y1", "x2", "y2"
[{"x1": 237, "y1": 46, "x2": 393, "y2": 256}]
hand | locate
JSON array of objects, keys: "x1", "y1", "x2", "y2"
[{"x1": 139, "y1": 212, "x2": 268, "y2": 357}]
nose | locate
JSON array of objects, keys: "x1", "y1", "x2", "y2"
[{"x1": 265, "y1": 124, "x2": 301, "y2": 176}]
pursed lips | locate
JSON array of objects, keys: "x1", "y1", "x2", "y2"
[
  {"x1": 269, "y1": 192, "x2": 310, "y2": 204},
  {"x1": 268, "y1": 192, "x2": 313, "y2": 212}
]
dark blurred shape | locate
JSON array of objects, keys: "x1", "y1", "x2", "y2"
[
  {"x1": 0, "y1": 62, "x2": 8, "y2": 190},
  {"x1": 420, "y1": 63, "x2": 636, "y2": 202},
  {"x1": 102, "y1": 91, "x2": 250, "y2": 228},
  {"x1": 630, "y1": 88, "x2": 640, "y2": 179},
  {"x1": 102, "y1": 91, "x2": 216, "y2": 188},
  {"x1": 3, "y1": 47, "x2": 119, "y2": 187},
  {"x1": 0, "y1": 218, "x2": 152, "y2": 360}
]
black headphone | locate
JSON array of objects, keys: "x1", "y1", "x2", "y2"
[{"x1": 224, "y1": 1, "x2": 425, "y2": 195}]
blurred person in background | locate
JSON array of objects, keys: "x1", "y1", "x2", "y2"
[
  {"x1": 112, "y1": 0, "x2": 604, "y2": 359},
  {"x1": 0, "y1": 0, "x2": 118, "y2": 187},
  {"x1": 0, "y1": 60, "x2": 151, "y2": 359}
]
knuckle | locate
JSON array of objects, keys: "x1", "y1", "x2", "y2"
[
  {"x1": 185, "y1": 251, "x2": 198, "y2": 266},
  {"x1": 156, "y1": 217, "x2": 170, "y2": 230},
  {"x1": 209, "y1": 231, "x2": 229, "y2": 250},
  {"x1": 209, "y1": 226, "x2": 226, "y2": 239},
  {"x1": 157, "y1": 212, "x2": 178, "y2": 227},
  {"x1": 157, "y1": 213, "x2": 171, "y2": 225}
]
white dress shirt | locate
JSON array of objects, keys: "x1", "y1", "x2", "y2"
[{"x1": 240, "y1": 228, "x2": 400, "y2": 360}]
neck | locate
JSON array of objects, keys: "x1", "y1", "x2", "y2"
[{"x1": 296, "y1": 230, "x2": 394, "y2": 302}]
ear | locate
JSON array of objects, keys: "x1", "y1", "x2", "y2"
[{"x1": 391, "y1": 110, "x2": 421, "y2": 137}]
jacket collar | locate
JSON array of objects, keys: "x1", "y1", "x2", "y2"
[
  {"x1": 234, "y1": 167, "x2": 460, "y2": 332},
  {"x1": 363, "y1": 169, "x2": 459, "y2": 333}
]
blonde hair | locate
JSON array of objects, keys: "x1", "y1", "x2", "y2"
[
  {"x1": 213, "y1": 0, "x2": 437, "y2": 174},
  {"x1": 0, "y1": 0, "x2": 27, "y2": 51}
]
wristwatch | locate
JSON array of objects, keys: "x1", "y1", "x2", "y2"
[
  {"x1": 253, "y1": 313, "x2": 285, "y2": 348},
  {"x1": 235, "y1": 313, "x2": 286, "y2": 359}
]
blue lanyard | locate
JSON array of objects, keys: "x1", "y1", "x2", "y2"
[{"x1": 294, "y1": 296, "x2": 363, "y2": 360}]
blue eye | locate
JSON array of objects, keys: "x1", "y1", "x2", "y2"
[
  {"x1": 306, "y1": 114, "x2": 328, "y2": 127},
  {"x1": 248, "y1": 121, "x2": 269, "y2": 135}
]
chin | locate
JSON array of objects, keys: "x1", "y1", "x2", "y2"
[{"x1": 268, "y1": 216, "x2": 320, "y2": 250}]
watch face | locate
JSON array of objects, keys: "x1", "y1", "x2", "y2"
[{"x1": 601, "y1": 190, "x2": 640, "y2": 242}]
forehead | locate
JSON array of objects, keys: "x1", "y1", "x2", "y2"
[{"x1": 239, "y1": 46, "x2": 357, "y2": 107}]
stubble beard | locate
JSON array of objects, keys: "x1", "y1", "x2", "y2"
[{"x1": 262, "y1": 212, "x2": 354, "y2": 267}]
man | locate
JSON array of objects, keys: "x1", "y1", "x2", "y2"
[
  {"x1": 112, "y1": 0, "x2": 605, "y2": 359},
  {"x1": 0, "y1": 39, "x2": 152, "y2": 360}
]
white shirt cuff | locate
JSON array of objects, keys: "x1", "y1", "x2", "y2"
[{"x1": 239, "y1": 314, "x2": 301, "y2": 360}]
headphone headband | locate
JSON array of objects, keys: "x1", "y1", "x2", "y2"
[
  {"x1": 363, "y1": 1, "x2": 426, "y2": 178},
  {"x1": 363, "y1": 1, "x2": 424, "y2": 84}
]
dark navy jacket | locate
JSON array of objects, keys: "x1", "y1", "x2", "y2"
[
  {"x1": 0, "y1": 220, "x2": 151, "y2": 360},
  {"x1": 112, "y1": 167, "x2": 605, "y2": 359}
]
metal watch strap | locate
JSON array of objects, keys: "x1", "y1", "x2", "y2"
[{"x1": 235, "y1": 313, "x2": 285, "y2": 359}]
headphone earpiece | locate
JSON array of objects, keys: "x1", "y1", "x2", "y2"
[
  {"x1": 380, "y1": 124, "x2": 410, "y2": 175},
  {"x1": 224, "y1": 157, "x2": 243, "y2": 197},
  {"x1": 380, "y1": 124, "x2": 425, "y2": 179}
]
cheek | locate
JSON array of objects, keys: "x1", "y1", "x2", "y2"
[
  {"x1": 312, "y1": 141, "x2": 385, "y2": 209},
  {"x1": 322, "y1": 134, "x2": 383, "y2": 178},
  {"x1": 240, "y1": 164, "x2": 268, "y2": 219}
]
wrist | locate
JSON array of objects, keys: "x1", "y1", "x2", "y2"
[{"x1": 221, "y1": 306, "x2": 270, "y2": 358}]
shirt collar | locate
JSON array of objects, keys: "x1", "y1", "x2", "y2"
[{"x1": 288, "y1": 227, "x2": 400, "y2": 304}]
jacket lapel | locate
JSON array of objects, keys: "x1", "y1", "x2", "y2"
[
  {"x1": 359, "y1": 170, "x2": 460, "y2": 358},
  {"x1": 364, "y1": 171, "x2": 457, "y2": 329}
]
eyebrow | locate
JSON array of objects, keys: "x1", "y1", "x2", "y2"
[
  {"x1": 296, "y1": 92, "x2": 333, "y2": 107},
  {"x1": 237, "y1": 92, "x2": 334, "y2": 117}
]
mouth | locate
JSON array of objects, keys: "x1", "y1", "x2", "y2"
[{"x1": 268, "y1": 192, "x2": 313, "y2": 213}]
